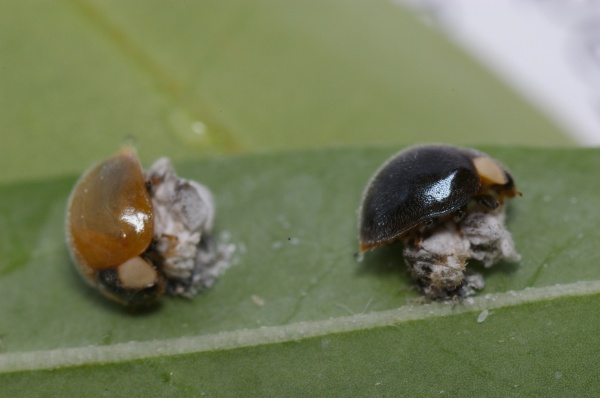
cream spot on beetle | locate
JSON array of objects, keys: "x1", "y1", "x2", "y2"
[
  {"x1": 117, "y1": 257, "x2": 157, "y2": 289},
  {"x1": 472, "y1": 157, "x2": 507, "y2": 185}
]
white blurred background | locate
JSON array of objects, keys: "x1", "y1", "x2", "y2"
[{"x1": 397, "y1": 0, "x2": 600, "y2": 145}]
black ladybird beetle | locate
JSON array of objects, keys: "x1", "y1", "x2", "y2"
[
  {"x1": 66, "y1": 148, "x2": 166, "y2": 306},
  {"x1": 359, "y1": 144, "x2": 519, "y2": 252}
]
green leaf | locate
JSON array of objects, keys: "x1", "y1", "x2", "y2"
[
  {"x1": 1, "y1": 147, "x2": 599, "y2": 396},
  {"x1": 0, "y1": 0, "x2": 570, "y2": 184},
  {"x1": 1, "y1": 0, "x2": 584, "y2": 395}
]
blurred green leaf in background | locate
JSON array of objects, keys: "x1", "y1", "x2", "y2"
[
  {"x1": 0, "y1": 0, "x2": 570, "y2": 183},
  {"x1": 1, "y1": 0, "x2": 594, "y2": 397}
]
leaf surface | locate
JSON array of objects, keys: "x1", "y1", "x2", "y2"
[
  {"x1": 0, "y1": 0, "x2": 570, "y2": 184},
  {"x1": 0, "y1": 147, "x2": 598, "y2": 396}
]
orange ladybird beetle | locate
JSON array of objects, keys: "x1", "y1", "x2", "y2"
[
  {"x1": 67, "y1": 147, "x2": 233, "y2": 307},
  {"x1": 66, "y1": 148, "x2": 166, "y2": 306}
]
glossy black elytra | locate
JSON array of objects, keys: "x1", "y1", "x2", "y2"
[{"x1": 358, "y1": 144, "x2": 518, "y2": 252}]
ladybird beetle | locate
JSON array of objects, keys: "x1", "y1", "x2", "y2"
[
  {"x1": 359, "y1": 144, "x2": 519, "y2": 252},
  {"x1": 66, "y1": 148, "x2": 166, "y2": 306},
  {"x1": 67, "y1": 148, "x2": 232, "y2": 307}
]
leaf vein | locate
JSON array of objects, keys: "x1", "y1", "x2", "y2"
[{"x1": 2, "y1": 280, "x2": 600, "y2": 374}]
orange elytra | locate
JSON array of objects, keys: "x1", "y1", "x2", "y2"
[{"x1": 66, "y1": 148, "x2": 165, "y2": 306}]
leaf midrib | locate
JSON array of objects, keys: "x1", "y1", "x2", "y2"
[{"x1": 2, "y1": 280, "x2": 599, "y2": 374}]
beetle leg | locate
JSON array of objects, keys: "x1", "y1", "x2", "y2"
[
  {"x1": 408, "y1": 234, "x2": 423, "y2": 249},
  {"x1": 415, "y1": 235, "x2": 423, "y2": 249},
  {"x1": 423, "y1": 217, "x2": 439, "y2": 230},
  {"x1": 454, "y1": 224, "x2": 464, "y2": 238},
  {"x1": 453, "y1": 205, "x2": 467, "y2": 223},
  {"x1": 476, "y1": 194, "x2": 499, "y2": 210}
]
